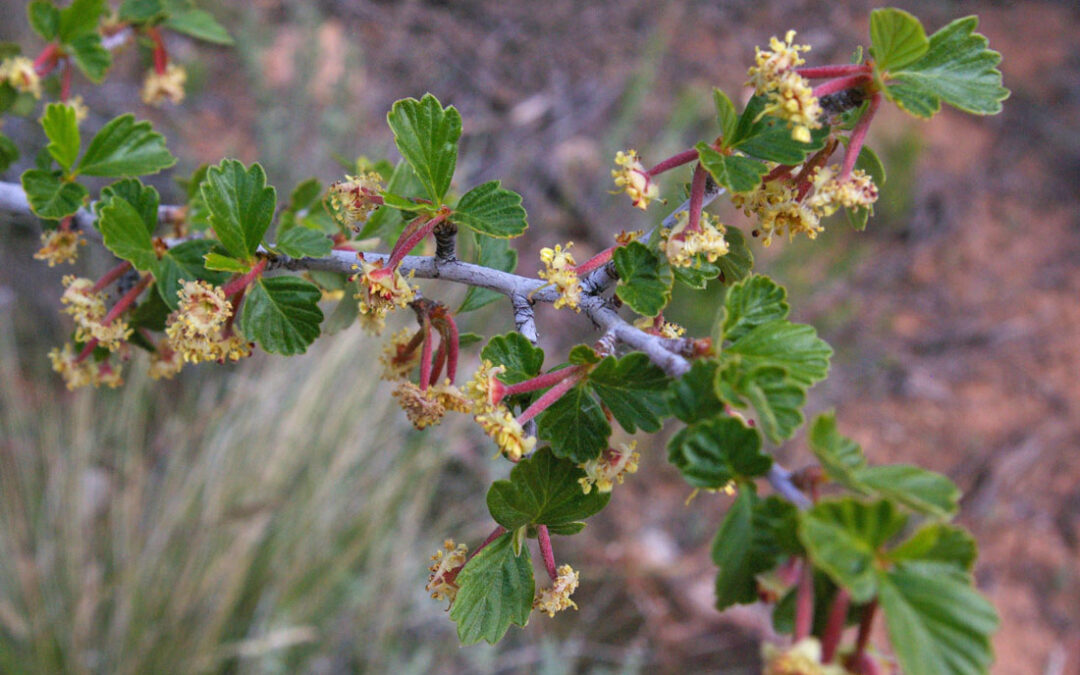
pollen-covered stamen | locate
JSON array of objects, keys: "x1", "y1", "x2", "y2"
[
  {"x1": 176, "y1": 279, "x2": 232, "y2": 335},
  {"x1": 532, "y1": 564, "x2": 580, "y2": 618},
  {"x1": 661, "y1": 211, "x2": 729, "y2": 268},
  {"x1": 633, "y1": 315, "x2": 686, "y2": 339},
  {"x1": 762, "y1": 71, "x2": 824, "y2": 143},
  {"x1": 329, "y1": 171, "x2": 385, "y2": 230},
  {"x1": 0, "y1": 55, "x2": 43, "y2": 98},
  {"x1": 354, "y1": 258, "x2": 417, "y2": 335},
  {"x1": 747, "y1": 29, "x2": 811, "y2": 95},
  {"x1": 392, "y1": 380, "x2": 447, "y2": 429},
  {"x1": 48, "y1": 343, "x2": 98, "y2": 390},
  {"x1": 141, "y1": 64, "x2": 187, "y2": 106},
  {"x1": 379, "y1": 328, "x2": 423, "y2": 381},
  {"x1": 34, "y1": 228, "x2": 86, "y2": 267},
  {"x1": 538, "y1": 242, "x2": 582, "y2": 311},
  {"x1": 612, "y1": 150, "x2": 661, "y2": 210},
  {"x1": 806, "y1": 165, "x2": 879, "y2": 217},
  {"x1": 426, "y1": 539, "x2": 469, "y2": 607},
  {"x1": 148, "y1": 342, "x2": 184, "y2": 381},
  {"x1": 474, "y1": 407, "x2": 536, "y2": 462},
  {"x1": 464, "y1": 360, "x2": 510, "y2": 412},
  {"x1": 578, "y1": 441, "x2": 641, "y2": 494}
]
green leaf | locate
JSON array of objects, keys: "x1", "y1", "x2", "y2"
[
  {"x1": 164, "y1": 8, "x2": 234, "y2": 45},
  {"x1": 733, "y1": 96, "x2": 831, "y2": 164},
  {"x1": 67, "y1": 33, "x2": 112, "y2": 83},
  {"x1": 725, "y1": 320, "x2": 831, "y2": 388},
  {"x1": 0, "y1": 132, "x2": 18, "y2": 173},
  {"x1": 613, "y1": 241, "x2": 673, "y2": 317},
  {"x1": 809, "y1": 412, "x2": 959, "y2": 518},
  {"x1": 878, "y1": 562, "x2": 998, "y2": 675},
  {"x1": 869, "y1": 8, "x2": 928, "y2": 71},
  {"x1": 588, "y1": 352, "x2": 669, "y2": 433},
  {"x1": 322, "y1": 279, "x2": 360, "y2": 336},
  {"x1": 798, "y1": 498, "x2": 907, "y2": 603},
  {"x1": 487, "y1": 447, "x2": 610, "y2": 530},
  {"x1": 78, "y1": 114, "x2": 175, "y2": 176},
  {"x1": 239, "y1": 276, "x2": 323, "y2": 355},
  {"x1": 696, "y1": 143, "x2": 767, "y2": 194},
  {"x1": 666, "y1": 360, "x2": 722, "y2": 424},
  {"x1": 714, "y1": 226, "x2": 753, "y2": 285},
  {"x1": 20, "y1": 169, "x2": 87, "y2": 220},
  {"x1": 536, "y1": 383, "x2": 610, "y2": 464},
  {"x1": 287, "y1": 177, "x2": 323, "y2": 212},
  {"x1": 668, "y1": 416, "x2": 771, "y2": 489},
  {"x1": 28, "y1": 1, "x2": 60, "y2": 41},
  {"x1": 459, "y1": 232, "x2": 517, "y2": 313},
  {"x1": 41, "y1": 103, "x2": 81, "y2": 173},
  {"x1": 568, "y1": 344, "x2": 601, "y2": 366},
  {"x1": 713, "y1": 88, "x2": 738, "y2": 145},
  {"x1": 152, "y1": 240, "x2": 229, "y2": 310},
  {"x1": 386, "y1": 94, "x2": 462, "y2": 203},
  {"x1": 449, "y1": 533, "x2": 534, "y2": 645},
  {"x1": 118, "y1": 0, "x2": 165, "y2": 22},
  {"x1": 97, "y1": 178, "x2": 160, "y2": 234},
  {"x1": 885, "y1": 16, "x2": 1009, "y2": 118},
  {"x1": 716, "y1": 364, "x2": 806, "y2": 444},
  {"x1": 889, "y1": 523, "x2": 977, "y2": 571},
  {"x1": 712, "y1": 489, "x2": 800, "y2": 609},
  {"x1": 98, "y1": 196, "x2": 158, "y2": 271},
  {"x1": 719, "y1": 275, "x2": 789, "y2": 344},
  {"x1": 452, "y1": 180, "x2": 528, "y2": 238},
  {"x1": 202, "y1": 251, "x2": 250, "y2": 274},
  {"x1": 480, "y1": 332, "x2": 544, "y2": 385},
  {"x1": 201, "y1": 159, "x2": 276, "y2": 260},
  {"x1": 59, "y1": 0, "x2": 107, "y2": 42},
  {"x1": 273, "y1": 227, "x2": 333, "y2": 258}
]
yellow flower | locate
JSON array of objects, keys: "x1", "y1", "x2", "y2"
[
  {"x1": 85, "y1": 316, "x2": 132, "y2": 352},
  {"x1": 431, "y1": 379, "x2": 472, "y2": 414},
  {"x1": 578, "y1": 442, "x2": 640, "y2": 494},
  {"x1": 533, "y1": 564, "x2": 580, "y2": 617},
  {"x1": 762, "y1": 637, "x2": 848, "y2": 675},
  {"x1": 612, "y1": 150, "x2": 660, "y2": 210},
  {"x1": 391, "y1": 381, "x2": 447, "y2": 429},
  {"x1": 148, "y1": 347, "x2": 184, "y2": 380},
  {"x1": 660, "y1": 212, "x2": 729, "y2": 267},
  {"x1": 68, "y1": 95, "x2": 90, "y2": 123},
  {"x1": 734, "y1": 181, "x2": 822, "y2": 246},
  {"x1": 330, "y1": 172, "x2": 384, "y2": 230},
  {"x1": 0, "y1": 56, "x2": 42, "y2": 98},
  {"x1": 464, "y1": 360, "x2": 508, "y2": 412},
  {"x1": 163, "y1": 281, "x2": 250, "y2": 364},
  {"x1": 474, "y1": 407, "x2": 536, "y2": 462},
  {"x1": 807, "y1": 165, "x2": 879, "y2": 216},
  {"x1": 426, "y1": 539, "x2": 468, "y2": 606},
  {"x1": 176, "y1": 279, "x2": 232, "y2": 334},
  {"x1": 634, "y1": 316, "x2": 686, "y2": 339},
  {"x1": 538, "y1": 242, "x2": 581, "y2": 311},
  {"x1": 141, "y1": 63, "x2": 187, "y2": 106},
  {"x1": 48, "y1": 343, "x2": 97, "y2": 390},
  {"x1": 34, "y1": 230, "x2": 86, "y2": 267},
  {"x1": 747, "y1": 30, "x2": 811, "y2": 95},
  {"x1": 761, "y1": 71, "x2": 824, "y2": 143},
  {"x1": 354, "y1": 259, "x2": 416, "y2": 335},
  {"x1": 379, "y1": 328, "x2": 420, "y2": 381},
  {"x1": 60, "y1": 276, "x2": 106, "y2": 325}
]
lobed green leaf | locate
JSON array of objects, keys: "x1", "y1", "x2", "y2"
[
  {"x1": 719, "y1": 274, "x2": 789, "y2": 344},
  {"x1": 667, "y1": 416, "x2": 771, "y2": 489},
  {"x1": 239, "y1": 276, "x2": 323, "y2": 355},
  {"x1": 164, "y1": 8, "x2": 234, "y2": 45},
  {"x1": 869, "y1": 8, "x2": 928, "y2": 71},
  {"x1": 153, "y1": 239, "x2": 229, "y2": 310},
  {"x1": 486, "y1": 447, "x2": 610, "y2": 530},
  {"x1": 79, "y1": 114, "x2": 175, "y2": 177},
  {"x1": 272, "y1": 227, "x2": 333, "y2": 259},
  {"x1": 41, "y1": 103, "x2": 81, "y2": 173},
  {"x1": 20, "y1": 169, "x2": 87, "y2": 220},
  {"x1": 536, "y1": 383, "x2": 610, "y2": 464},
  {"x1": 386, "y1": 94, "x2": 462, "y2": 203},
  {"x1": 588, "y1": 352, "x2": 670, "y2": 433},
  {"x1": 613, "y1": 241, "x2": 673, "y2": 317},
  {"x1": 696, "y1": 142, "x2": 767, "y2": 194},
  {"x1": 201, "y1": 159, "x2": 276, "y2": 260},
  {"x1": 452, "y1": 180, "x2": 528, "y2": 238},
  {"x1": 98, "y1": 195, "x2": 158, "y2": 271},
  {"x1": 449, "y1": 533, "x2": 534, "y2": 645}
]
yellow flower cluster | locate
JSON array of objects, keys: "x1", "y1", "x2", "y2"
[
  {"x1": 426, "y1": 539, "x2": 468, "y2": 606},
  {"x1": 747, "y1": 31, "x2": 821, "y2": 143},
  {"x1": 48, "y1": 343, "x2": 123, "y2": 390},
  {"x1": 660, "y1": 212, "x2": 730, "y2": 268},
  {"x1": 538, "y1": 243, "x2": 581, "y2": 311},
  {"x1": 164, "y1": 280, "x2": 251, "y2": 363},
  {"x1": 806, "y1": 165, "x2": 879, "y2": 216},
  {"x1": 762, "y1": 637, "x2": 848, "y2": 675},
  {"x1": 0, "y1": 56, "x2": 41, "y2": 98},
  {"x1": 634, "y1": 316, "x2": 687, "y2": 339},
  {"x1": 391, "y1": 380, "x2": 469, "y2": 430},
  {"x1": 147, "y1": 347, "x2": 184, "y2": 380},
  {"x1": 329, "y1": 172, "x2": 384, "y2": 230},
  {"x1": 612, "y1": 150, "x2": 660, "y2": 210},
  {"x1": 733, "y1": 181, "x2": 822, "y2": 247},
  {"x1": 60, "y1": 276, "x2": 131, "y2": 351},
  {"x1": 379, "y1": 328, "x2": 421, "y2": 381},
  {"x1": 141, "y1": 64, "x2": 186, "y2": 106},
  {"x1": 34, "y1": 229, "x2": 86, "y2": 267},
  {"x1": 533, "y1": 564, "x2": 580, "y2": 617},
  {"x1": 353, "y1": 259, "x2": 416, "y2": 335},
  {"x1": 463, "y1": 360, "x2": 507, "y2": 410},
  {"x1": 578, "y1": 442, "x2": 640, "y2": 494},
  {"x1": 465, "y1": 360, "x2": 536, "y2": 461},
  {"x1": 68, "y1": 95, "x2": 89, "y2": 123}
]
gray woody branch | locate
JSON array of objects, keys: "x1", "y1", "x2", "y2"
[{"x1": 0, "y1": 178, "x2": 809, "y2": 507}]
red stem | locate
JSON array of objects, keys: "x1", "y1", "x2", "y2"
[
  {"x1": 686, "y1": 163, "x2": 708, "y2": 233},
  {"x1": 798, "y1": 64, "x2": 871, "y2": 79},
  {"x1": 60, "y1": 58, "x2": 72, "y2": 101},
  {"x1": 794, "y1": 559, "x2": 815, "y2": 641},
  {"x1": 418, "y1": 315, "x2": 433, "y2": 392},
  {"x1": 429, "y1": 336, "x2": 446, "y2": 387},
  {"x1": 101, "y1": 275, "x2": 152, "y2": 326},
  {"x1": 854, "y1": 599, "x2": 877, "y2": 657},
  {"x1": 762, "y1": 164, "x2": 794, "y2": 184},
  {"x1": 841, "y1": 92, "x2": 881, "y2": 180},
  {"x1": 33, "y1": 44, "x2": 60, "y2": 76},
  {"x1": 647, "y1": 148, "x2": 699, "y2": 176},
  {"x1": 465, "y1": 526, "x2": 507, "y2": 565},
  {"x1": 573, "y1": 246, "x2": 615, "y2": 276},
  {"x1": 501, "y1": 366, "x2": 581, "y2": 398},
  {"x1": 385, "y1": 213, "x2": 446, "y2": 271},
  {"x1": 75, "y1": 338, "x2": 99, "y2": 363},
  {"x1": 91, "y1": 261, "x2": 133, "y2": 292},
  {"x1": 812, "y1": 74, "x2": 872, "y2": 99},
  {"x1": 224, "y1": 288, "x2": 244, "y2": 333},
  {"x1": 221, "y1": 259, "x2": 267, "y2": 297},
  {"x1": 147, "y1": 27, "x2": 168, "y2": 75},
  {"x1": 537, "y1": 525, "x2": 558, "y2": 581},
  {"x1": 822, "y1": 588, "x2": 851, "y2": 662},
  {"x1": 437, "y1": 312, "x2": 459, "y2": 382},
  {"x1": 517, "y1": 370, "x2": 586, "y2": 424}
]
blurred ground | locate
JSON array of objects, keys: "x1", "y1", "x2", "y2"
[{"x1": 1, "y1": 0, "x2": 1079, "y2": 673}]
